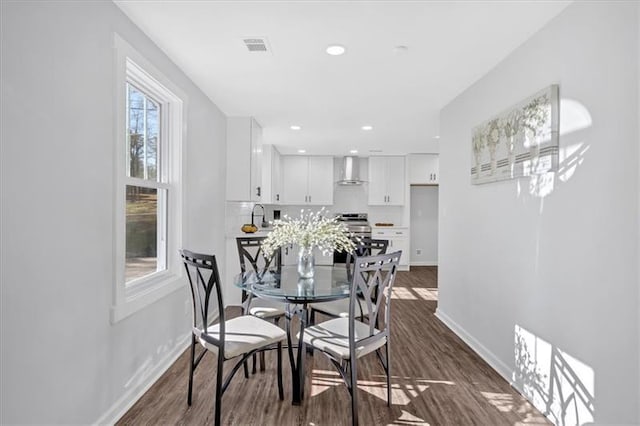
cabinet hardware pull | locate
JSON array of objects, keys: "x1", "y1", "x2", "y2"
[
  {"x1": 256, "y1": 186, "x2": 261, "y2": 197},
  {"x1": 276, "y1": 194, "x2": 279, "y2": 201}
]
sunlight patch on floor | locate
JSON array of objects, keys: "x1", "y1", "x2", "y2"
[
  {"x1": 391, "y1": 287, "x2": 438, "y2": 301},
  {"x1": 358, "y1": 380, "x2": 429, "y2": 405},
  {"x1": 481, "y1": 391, "x2": 516, "y2": 412},
  {"x1": 412, "y1": 287, "x2": 438, "y2": 301},
  {"x1": 391, "y1": 287, "x2": 418, "y2": 300},
  {"x1": 311, "y1": 370, "x2": 452, "y2": 404},
  {"x1": 388, "y1": 409, "x2": 430, "y2": 425},
  {"x1": 310, "y1": 369, "x2": 342, "y2": 397},
  {"x1": 481, "y1": 391, "x2": 549, "y2": 424}
]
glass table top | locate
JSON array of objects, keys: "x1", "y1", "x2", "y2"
[{"x1": 234, "y1": 265, "x2": 352, "y2": 303}]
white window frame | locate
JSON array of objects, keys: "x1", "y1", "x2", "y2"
[{"x1": 111, "y1": 34, "x2": 185, "y2": 323}]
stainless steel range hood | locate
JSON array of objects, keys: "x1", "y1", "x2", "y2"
[{"x1": 337, "y1": 156, "x2": 365, "y2": 185}]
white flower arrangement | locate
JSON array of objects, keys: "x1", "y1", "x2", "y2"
[{"x1": 261, "y1": 208, "x2": 356, "y2": 259}]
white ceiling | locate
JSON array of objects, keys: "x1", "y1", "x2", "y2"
[{"x1": 114, "y1": 0, "x2": 570, "y2": 156}]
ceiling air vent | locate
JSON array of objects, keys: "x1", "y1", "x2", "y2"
[{"x1": 243, "y1": 37, "x2": 270, "y2": 53}]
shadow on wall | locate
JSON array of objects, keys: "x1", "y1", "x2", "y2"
[
  {"x1": 520, "y1": 98, "x2": 593, "y2": 200},
  {"x1": 514, "y1": 324, "x2": 595, "y2": 426}
]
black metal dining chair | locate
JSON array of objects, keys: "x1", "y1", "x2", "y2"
[
  {"x1": 181, "y1": 249, "x2": 286, "y2": 426},
  {"x1": 236, "y1": 236, "x2": 285, "y2": 320},
  {"x1": 236, "y1": 237, "x2": 286, "y2": 372},
  {"x1": 300, "y1": 251, "x2": 401, "y2": 426},
  {"x1": 309, "y1": 238, "x2": 389, "y2": 322}
]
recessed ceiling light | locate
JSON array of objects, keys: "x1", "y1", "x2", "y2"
[
  {"x1": 434, "y1": 135, "x2": 440, "y2": 139},
  {"x1": 361, "y1": 125, "x2": 373, "y2": 131},
  {"x1": 298, "y1": 149, "x2": 306, "y2": 154},
  {"x1": 290, "y1": 125, "x2": 301, "y2": 130},
  {"x1": 393, "y1": 45, "x2": 409, "y2": 55},
  {"x1": 350, "y1": 149, "x2": 358, "y2": 154},
  {"x1": 326, "y1": 44, "x2": 346, "y2": 56}
]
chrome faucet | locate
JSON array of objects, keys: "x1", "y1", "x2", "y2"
[{"x1": 251, "y1": 204, "x2": 269, "y2": 228}]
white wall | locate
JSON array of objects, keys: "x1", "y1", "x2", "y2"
[
  {"x1": 0, "y1": 1, "x2": 226, "y2": 424},
  {"x1": 438, "y1": 2, "x2": 639, "y2": 425},
  {"x1": 409, "y1": 186, "x2": 438, "y2": 265},
  {"x1": 637, "y1": 2, "x2": 640, "y2": 413}
]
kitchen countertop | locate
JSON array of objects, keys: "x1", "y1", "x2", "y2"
[{"x1": 226, "y1": 228, "x2": 272, "y2": 239}]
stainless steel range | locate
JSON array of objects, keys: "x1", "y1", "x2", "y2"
[{"x1": 333, "y1": 213, "x2": 371, "y2": 263}]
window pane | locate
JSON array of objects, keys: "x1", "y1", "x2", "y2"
[
  {"x1": 127, "y1": 85, "x2": 145, "y2": 179},
  {"x1": 146, "y1": 98, "x2": 159, "y2": 180},
  {"x1": 126, "y1": 185, "x2": 159, "y2": 282},
  {"x1": 127, "y1": 84, "x2": 161, "y2": 181}
]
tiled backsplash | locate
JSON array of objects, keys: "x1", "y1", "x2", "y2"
[{"x1": 225, "y1": 201, "x2": 406, "y2": 237}]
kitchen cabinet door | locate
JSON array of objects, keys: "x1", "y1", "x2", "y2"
[
  {"x1": 368, "y1": 157, "x2": 388, "y2": 205},
  {"x1": 282, "y1": 156, "x2": 308, "y2": 204},
  {"x1": 250, "y1": 118, "x2": 263, "y2": 202},
  {"x1": 408, "y1": 154, "x2": 439, "y2": 184},
  {"x1": 282, "y1": 244, "x2": 298, "y2": 266},
  {"x1": 312, "y1": 247, "x2": 334, "y2": 266},
  {"x1": 226, "y1": 117, "x2": 262, "y2": 201},
  {"x1": 281, "y1": 156, "x2": 334, "y2": 205},
  {"x1": 368, "y1": 156, "x2": 405, "y2": 205},
  {"x1": 261, "y1": 145, "x2": 283, "y2": 204},
  {"x1": 272, "y1": 147, "x2": 283, "y2": 203},
  {"x1": 307, "y1": 156, "x2": 334, "y2": 205},
  {"x1": 385, "y1": 156, "x2": 405, "y2": 205},
  {"x1": 373, "y1": 227, "x2": 409, "y2": 270}
]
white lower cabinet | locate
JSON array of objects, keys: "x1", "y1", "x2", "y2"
[
  {"x1": 282, "y1": 244, "x2": 333, "y2": 266},
  {"x1": 373, "y1": 227, "x2": 410, "y2": 271}
]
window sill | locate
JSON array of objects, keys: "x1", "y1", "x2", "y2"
[{"x1": 110, "y1": 274, "x2": 184, "y2": 323}]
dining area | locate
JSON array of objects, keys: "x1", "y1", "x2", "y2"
[
  {"x1": 116, "y1": 210, "x2": 547, "y2": 426},
  {"x1": 181, "y1": 210, "x2": 401, "y2": 426}
]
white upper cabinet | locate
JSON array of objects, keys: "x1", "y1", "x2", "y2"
[
  {"x1": 282, "y1": 156, "x2": 308, "y2": 204},
  {"x1": 368, "y1": 156, "x2": 405, "y2": 205},
  {"x1": 281, "y1": 156, "x2": 334, "y2": 205},
  {"x1": 408, "y1": 154, "x2": 439, "y2": 184},
  {"x1": 261, "y1": 144, "x2": 283, "y2": 204},
  {"x1": 226, "y1": 117, "x2": 262, "y2": 201},
  {"x1": 307, "y1": 157, "x2": 334, "y2": 205}
]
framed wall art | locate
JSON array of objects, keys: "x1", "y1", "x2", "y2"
[{"x1": 471, "y1": 85, "x2": 559, "y2": 184}]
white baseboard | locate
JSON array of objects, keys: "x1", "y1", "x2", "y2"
[
  {"x1": 410, "y1": 261, "x2": 438, "y2": 266},
  {"x1": 434, "y1": 308, "x2": 513, "y2": 385},
  {"x1": 94, "y1": 333, "x2": 191, "y2": 425}
]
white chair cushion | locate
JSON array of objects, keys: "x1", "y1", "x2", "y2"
[
  {"x1": 248, "y1": 297, "x2": 286, "y2": 319},
  {"x1": 195, "y1": 315, "x2": 286, "y2": 360},
  {"x1": 311, "y1": 298, "x2": 368, "y2": 318},
  {"x1": 300, "y1": 317, "x2": 386, "y2": 360}
]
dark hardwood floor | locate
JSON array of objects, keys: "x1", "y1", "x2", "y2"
[{"x1": 118, "y1": 267, "x2": 549, "y2": 425}]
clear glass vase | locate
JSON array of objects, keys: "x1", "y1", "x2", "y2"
[{"x1": 297, "y1": 246, "x2": 315, "y2": 278}]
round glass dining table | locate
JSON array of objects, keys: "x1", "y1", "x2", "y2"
[
  {"x1": 234, "y1": 265, "x2": 352, "y2": 405},
  {"x1": 234, "y1": 264, "x2": 351, "y2": 303}
]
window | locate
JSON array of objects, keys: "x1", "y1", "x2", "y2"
[
  {"x1": 125, "y1": 83, "x2": 166, "y2": 283},
  {"x1": 112, "y1": 35, "x2": 184, "y2": 323}
]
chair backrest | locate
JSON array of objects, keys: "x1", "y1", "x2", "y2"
[
  {"x1": 236, "y1": 236, "x2": 282, "y2": 274},
  {"x1": 346, "y1": 238, "x2": 389, "y2": 282},
  {"x1": 180, "y1": 249, "x2": 225, "y2": 346},
  {"x1": 348, "y1": 251, "x2": 401, "y2": 349}
]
